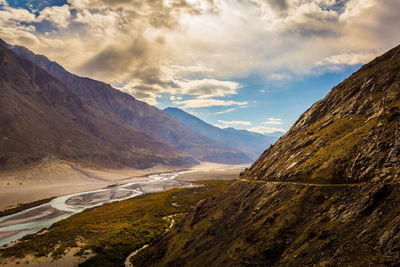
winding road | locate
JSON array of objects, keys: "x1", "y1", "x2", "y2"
[{"x1": 236, "y1": 178, "x2": 366, "y2": 187}]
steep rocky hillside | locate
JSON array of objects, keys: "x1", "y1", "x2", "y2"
[
  {"x1": 131, "y1": 45, "x2": 400, "y2": 266},
  {"x1": 243, "y1": 44, "x2": 400, "y2": 184},
  {"x1": 0, "y1": 39, "x2": 196, "y2": 170},
  {"x1": 10, "y1": 45, "x2": 251, "y2": 164},
  {"x1": 164, "y1": 107, "x2": 281, "y2": 160}
]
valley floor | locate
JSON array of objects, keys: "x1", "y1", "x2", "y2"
[
  {"x1": 0, "y1": 179, "x2": 237, "y2": 266},
  {"x1": 0, "y1": 158, "x2": 246, "y2": 213}
]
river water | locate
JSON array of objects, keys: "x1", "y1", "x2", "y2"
[{"x1": 0, "y1": 171, "x2": 195, "y2": 246}]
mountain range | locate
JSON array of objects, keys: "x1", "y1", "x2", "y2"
[
  {"x1": 132, "y1": 45, "x2": 400, "y2": 265},
  {"x1": 0, "y1": 40, "x2": 258, "y2": 170},
  {"x1": 163, "y1": 107, "x2": 281, "y2": 160},
  {"x1": 0, "y1": 38, "x2": 197, "y2": 170}
]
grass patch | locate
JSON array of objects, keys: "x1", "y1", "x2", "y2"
[{"x1": 0, "y1": 180, "x2": 231, "y2": 266}]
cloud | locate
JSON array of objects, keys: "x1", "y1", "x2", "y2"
[
  {"x1": 37, "y1": 5, "x2": 71, "y2": 28},
  {"x1": 216, "y1": 118, "x2": 285, "y2": 133},
  {"x1": 315, "y1": 52, "x2": 376, "y2": 66},
  {"x1": 218, "y1": 120, "x2": 252, "y2": 126},
  {"x1": 248, "y1": 126, "x2": 286, "y2": 134},
  {"x1": 215, "y1": 108, "x2": 236, "y2": 114},
  {"x1": 116, "y1": 84, "x2": 160, "y2": 105},
  {"x1": 265, "y1": 0, "x2": 289, "y2": 12},
  {"x1": 171, "y1": 0, "x2": 400, "y2": 81},
  {"x1": 213, "y1": 123, "x2": 228, "y2": 129},
  {"x1": 0, "y1": 5, "x2": 36, "y2": 23},
  {"x1": 173, "y1": 98, "x2": 248, "y2": 108},
  {"x1": 134, "y1": 78, "x2": 242, "y2": 104},
  {"x1": 177, "y1": 79, "x2": 241, "y2": 98},
  {"x1": 1, "y1": 0, "x2": 400, "y2": 105},
  {"x1": 263, "y1": 117, "x2": 283, "y2": 125}
]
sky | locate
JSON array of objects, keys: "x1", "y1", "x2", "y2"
[{"x1": 1, "y1": 0, "x2": 399, "y2": 134}]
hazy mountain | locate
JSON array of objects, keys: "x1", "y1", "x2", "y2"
[
  {"x1": 163, "y1": 107, "x2": 281, "y2": 160},
  {"x1": 132, "y1": 45, "x2": 400, "y2": 265},
  {"x1": 0, "y1": 39, "x2": 196, "y2": 170},
  {"x1": 10, "y1": 45, "x2": 251, "y2": 164}
]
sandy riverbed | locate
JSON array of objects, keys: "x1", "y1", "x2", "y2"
[
  {"x1": 0, "y1": 159, "x2": 180, "y2": 212},
  {"x1": 0, "y1": 159, "x2": 249, "y2": 212}
]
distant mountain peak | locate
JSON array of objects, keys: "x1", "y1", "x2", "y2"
[{"x1": 163, "y1": 107, "x2": 281, "y2": 160}]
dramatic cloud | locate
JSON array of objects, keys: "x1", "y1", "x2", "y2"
[{"x1": 1, "y1": 0, "x2": 399, "y2": 105}]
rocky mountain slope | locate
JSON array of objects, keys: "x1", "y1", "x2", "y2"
[
  {"x1": 131, "y1": 45, "x2": 400, "y2": 265},
  {"x1": 0, "y1": 39, "x2": 196, "y2": 170},
  {"x1": 163, "y1": 107, "x2": 281, "y2": 160},
  {"x1": 241, "y1": 44, "x2": 400, "y2": 184},
  {"x1": 9, "y1": 45, "x2": 251, "y2": 164}
]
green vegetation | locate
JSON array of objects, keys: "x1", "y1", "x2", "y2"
[
  {"x1": 0, "y1": 180, "x2": 231, "y2": 266},
  {"x1": 297, "y1": 116, "x2": 371, "y2": 181}
]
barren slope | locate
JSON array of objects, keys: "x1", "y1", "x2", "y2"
[{"x1": 0, "y1": 39, "x2": 196, "y2": 170}]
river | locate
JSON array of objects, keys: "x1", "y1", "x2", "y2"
[{"x1": 0, "y1": 170, "x2": 195, "y2": 246}]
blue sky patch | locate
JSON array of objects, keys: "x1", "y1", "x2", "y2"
[{"x1": 7, "y1": 0, "x2": 68, "y2": 13}]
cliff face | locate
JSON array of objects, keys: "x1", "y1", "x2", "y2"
[
  {"x1": 131, "y1": 45, "x2": 400, "y2": 266},
  {"x1": 0, "y1": 39, "x2": 196, "y2": 170},
  {"x1": 10, "y1": 45, "x2": 252, "y2": 164}
]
